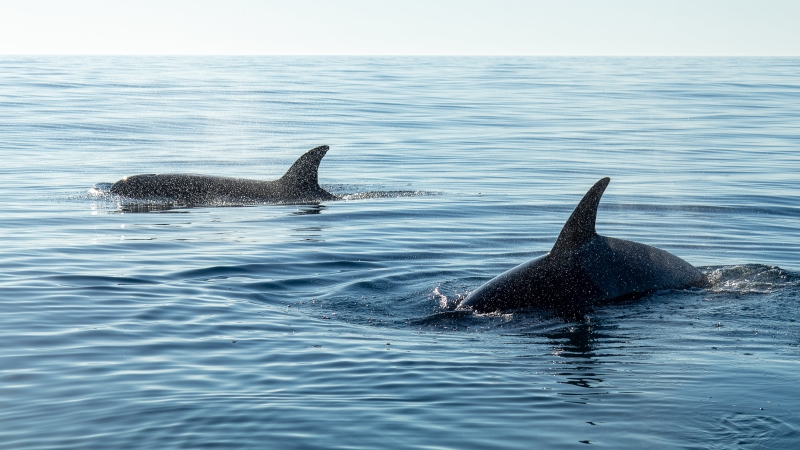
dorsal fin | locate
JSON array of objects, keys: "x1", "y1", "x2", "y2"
[
  {"x1": 551, "y1": 177, "x2": 610, "y2": 254},
  {"x1": 278, "y1": 145, "x2": 329, "y2": 192}
]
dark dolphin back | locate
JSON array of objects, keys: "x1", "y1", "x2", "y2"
[
  {"x1": 552, "y1": 177, "x2": 705, "y2": 298},
  {"x1": 460, "y1": 176, "x2": 706, "y2": 314},
  {"x1": 110, "y1": 145, "x2": 336, "y2": 203},
  {"x1": 581, "y1": 236, "x2": 706, "y2": 301}
]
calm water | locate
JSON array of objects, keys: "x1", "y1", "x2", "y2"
[{"x1": 1, "y1": 57, "x2": 799, "y2": 449}]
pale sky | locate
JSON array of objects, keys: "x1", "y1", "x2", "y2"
[{"x1": 0, "y1": 0, "x2": 798, "y2": 55}]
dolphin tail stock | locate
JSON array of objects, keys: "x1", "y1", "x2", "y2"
[
  {"x1": 551, "y1": 177, "x2": 610, "y2": 254},
  {"x1": 276, "y1": 145, "x2": 336, "y2": 200}
]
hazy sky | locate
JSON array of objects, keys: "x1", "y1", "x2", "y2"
[{"x1": 1, "y1": 0, "x2": 797, "y2": 55}]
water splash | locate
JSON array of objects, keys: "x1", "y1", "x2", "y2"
[
  {"x1": 339, "y1": 190, "x2": 438, "y2": 200},
  {"x1": 704, "y1": 264, "x2": 799, "y2": 294},
  {"x1": 431, "y1": 285, "x2": 464, "y2": 310}
]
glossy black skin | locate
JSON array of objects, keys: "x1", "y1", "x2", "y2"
[
  {"x1": 460, "y1": 235, "x2": 706, "y2": 314},
  {"x1": 459, "y1": 177, "x2": 707, "y2": 314},
  {"x1": 110, "y1": 145, "x2": 336, "y2": 204}
]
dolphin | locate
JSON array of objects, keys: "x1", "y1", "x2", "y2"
[
  {"x1": 110, "y1": 145, "x2": 336, "y2": 204},
  {"x1": 458, "y1": 177, "x2": 706, "y2": 314}
]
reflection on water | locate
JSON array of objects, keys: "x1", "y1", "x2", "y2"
[
  {"x1": 542, "y1": 321, "x2": 601, "y2": 358},
  {"x1": 293, "y1": 204, "x2": 326, "y2": 215},
  {"x1": 293, "y1": 224, "x2": 327, "y2": 242},
  {"x1": 118, "y1": 201, "x2": 188, "y2": 213}
]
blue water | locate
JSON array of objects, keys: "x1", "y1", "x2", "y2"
[{"x1": 2, "y1": 57, "x2": 799, "y2": 449}]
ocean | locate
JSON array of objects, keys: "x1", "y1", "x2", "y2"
[{"x1": 1, "y1": 56, "x2": 799, "y2": 449}]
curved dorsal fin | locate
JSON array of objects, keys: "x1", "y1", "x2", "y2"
[
  {"x1": 278, "y1": 145, "x2": 329, "y2": 192},
  {"x1": 551, "y1": 177, "x2": 610, "y2": 254}
]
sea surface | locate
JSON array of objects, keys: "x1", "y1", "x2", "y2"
[{"x1": 1, "y1": 57, "x2": 799, "y2": 449}]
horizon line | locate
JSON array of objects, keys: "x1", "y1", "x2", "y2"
[{"x1": 2, "y1": 54, "x2": 798, "y2": 57}]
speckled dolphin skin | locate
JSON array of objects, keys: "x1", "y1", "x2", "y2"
[
  {"x1": 459, "y1": 177, "x2": 707, "y2": 314},
  {"x1": 110, "y1": 145, "x2": 336, "y2": 204}
]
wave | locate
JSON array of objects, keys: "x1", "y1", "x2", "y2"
[{"x1": 703, "y1": 264, "x2": 799, "y2": 294}]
